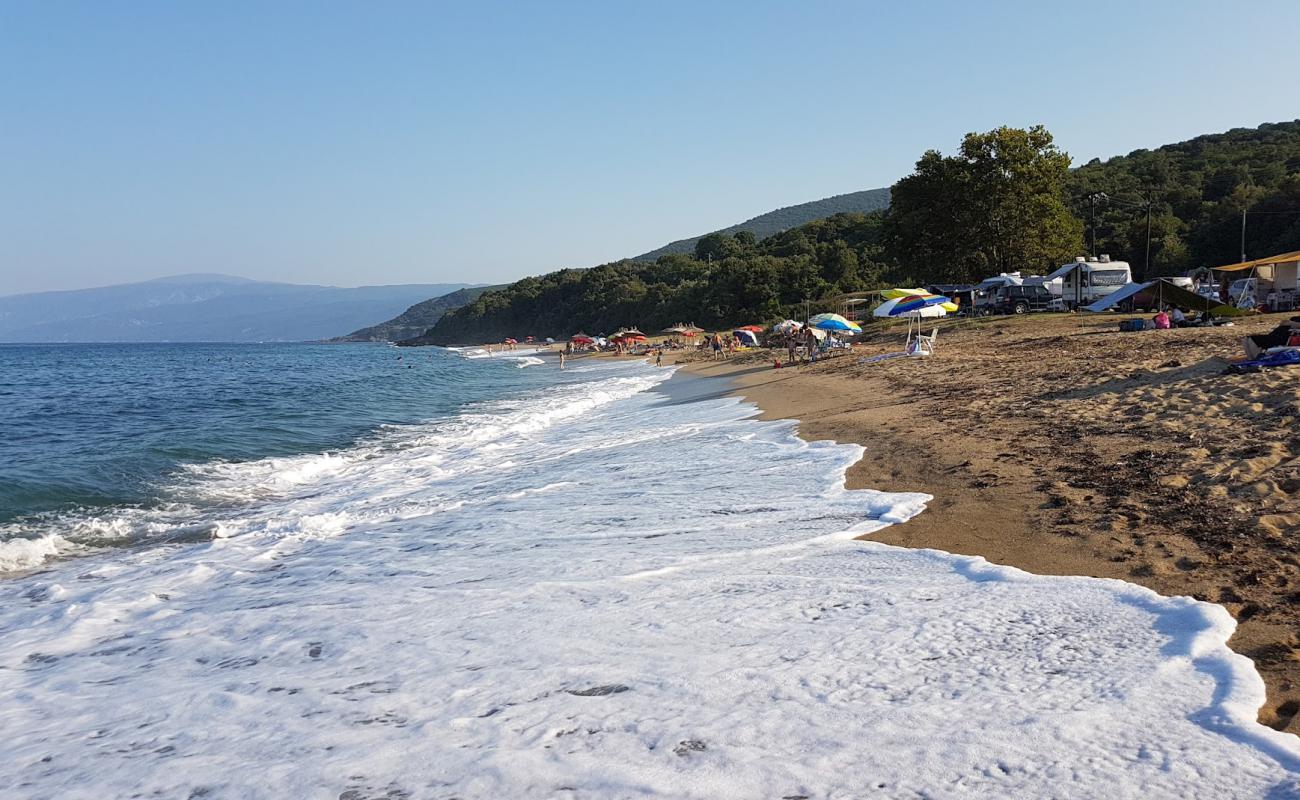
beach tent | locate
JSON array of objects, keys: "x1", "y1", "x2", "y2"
[
  {"x1": 732, "y1": 329, "x2": 759, "y2": 346},
  {"x1": 1082, "y1": 279, "x2": 1249, "y2": 316}
]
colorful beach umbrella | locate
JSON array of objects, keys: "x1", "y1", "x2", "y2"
[
  {"x1": 873, "y1": 294, "x2": 949, "y2": 318},
  {"x1": 807, "y1": 313, "x2": 862, "y2": 333},
  {"x1": 881, "y1": 287, "x2": 929, "y2": 299}
]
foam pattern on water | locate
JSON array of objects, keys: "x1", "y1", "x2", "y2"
[{"x1": 1, "y1": 360, "x2": 1298, "y2": 799}]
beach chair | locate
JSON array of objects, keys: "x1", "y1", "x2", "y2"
[{"x1": 907, "y1": 328, "x2": 939, "y2": 357}]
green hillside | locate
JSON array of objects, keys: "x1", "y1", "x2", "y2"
[
  {"x1": 633, "y1": 188, "x2": 891, "y2": 261},
  {"x1": 1067, "y1": 119, "x2": 1300, "y2": 278},
  {"x1": 421, "y1": 119, "x2": 1300, "y2": 344},
  {"x1": 333, "y1": 285, "x2": 499, "y2": 342}
]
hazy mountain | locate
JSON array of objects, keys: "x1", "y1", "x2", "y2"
[
  {"x1": 0, "y1": 275, "x2": 476, "y2": 342},
  {"x1": 633, "y1": 187, "x2": 891, "y2": 261},
  {"x1": 333, "y1": 285, "x2": 505, "y2": 342}
]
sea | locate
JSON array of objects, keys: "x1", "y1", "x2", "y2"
[{"x1": 1, "y1": 342, "x2": 1298, "y2": 799}]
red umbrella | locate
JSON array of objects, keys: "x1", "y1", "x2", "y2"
[
  {"x1": 737, "y1": 325, "x2": 764, "y2": 332},
  {"x1": 571, "y1": 335, "x2": 593, "y2": 344}
]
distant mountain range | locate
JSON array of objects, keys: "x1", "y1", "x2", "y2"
[
  {"x1": 0, "y1": 274, "x2": 476, "y2": 342},
  {"x1": 332, "y1": 285, "x2": 505, "y2": 342},
  {"x1": 632, "y1": 187, "x2": 891, "y2": 261}
]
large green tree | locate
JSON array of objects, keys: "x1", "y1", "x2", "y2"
[{"x1": 885, "y1": 125, "x2": 1083, "y2": 283}]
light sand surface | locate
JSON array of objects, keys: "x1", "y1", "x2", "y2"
[{"x1": 675, "y1": 312, "x2": 1300, "y2": 732}]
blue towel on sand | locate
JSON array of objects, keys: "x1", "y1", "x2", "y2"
[{"x1": 1229, "y1": 348, "x2": 1300, "y2": 374}]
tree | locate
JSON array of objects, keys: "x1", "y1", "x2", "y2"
[
  {"x1": 694, "y1": 232, "x2": 743, "y2": 262},
  {"x1": 885, "y1": 126, "x2": 1083, "y2": 282}
]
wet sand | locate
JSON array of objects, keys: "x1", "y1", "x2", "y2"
[{"x1": 675, "y1": 312, "x2": 1300, "y2": 733}]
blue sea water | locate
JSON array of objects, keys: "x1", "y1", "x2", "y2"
[
  {"x1": 1, "y1": 340, "x2": 1298, "y2": 798},
  {"x1": 0, "y1": 341, "x2": 554, "y2": 529}
]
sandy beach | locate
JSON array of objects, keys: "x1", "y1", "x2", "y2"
[{"x1": 673, "y1": 312, "x2": 1300, "y2": 732}]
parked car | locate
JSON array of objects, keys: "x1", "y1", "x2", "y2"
[{"x1": 993, "y1": 284, "x2": 1056, "y2": 314}]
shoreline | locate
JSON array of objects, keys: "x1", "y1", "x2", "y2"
[{"x1": 673, "y1": 313, "x2": 1300, "y2": 733}]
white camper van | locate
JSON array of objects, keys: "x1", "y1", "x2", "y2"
[{"x1": 1046, "y1": 256, "x2": 1133, "y2": 309}]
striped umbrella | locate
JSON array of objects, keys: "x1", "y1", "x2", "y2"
[
  {"x1": 807, "y1": 313, "x2": 862, "y2": 333},
  {"x1": 873, "y1": 294, "x2": 950, "y2": 318}
]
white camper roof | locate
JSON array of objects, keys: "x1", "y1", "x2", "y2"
[{"x1": 1046, "y1": 259, "x2": 1133, "y2": 281}]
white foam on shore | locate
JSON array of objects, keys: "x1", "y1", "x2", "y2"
[{"x1": 1, "y1": 360, "x2": 1298, "y2": 798}]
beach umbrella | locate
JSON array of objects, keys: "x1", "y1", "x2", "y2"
[
  {"x1": 737, "y1": 324, "x2": 764, "y2": 332},
  {"x1": 571, "y1": 333, "x2": 594, "y2": 343},
  {"x1": 732, "y1": 329, "x2": 760, "y2": 346},
  {"x1": 503, "y1": 338, "x2": 517, "y2": 344},
  {"x1": 881, "y1": 287, "x2": 929, "y2": 299},
  {"x1": 661, "y1": 325, "x2": 686, "y2": 335},
  {"x1": 622, "y1": 328, "x2": 645, "y2": 337},
  {"x1": 873, "y1": 295, "x2": 949, "y2": 318},
  {"x1": 808, "y1": 313, "x2": 862, "y2": 333}
]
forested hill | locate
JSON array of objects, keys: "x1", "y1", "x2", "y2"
[
  {"x1": 422, "y1": 212, "x2": 891, "y2": 345},
  {"x1": 1067, "y1": 119, "x2": 1300, "y2": 275},
  {"x1": 632, "y1": 188, "x2": 891, "y2": 261},
  {"x1": 422, "y1": 119, "x2": 1300, "y2": 345},
  {"x1": 334, "y1": 285, "x2": 499, "y2": 342}
]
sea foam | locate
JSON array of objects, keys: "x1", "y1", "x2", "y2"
[{"x1": 0, "y1": 359, "x2": 1297, "y2": 798}]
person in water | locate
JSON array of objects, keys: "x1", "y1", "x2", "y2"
[
  {"x1": 559, "y1": 351, "x2": 566, "y2": 369},
  {"x1": 655, "y1": 349, "x2": 663, "y2": 367}
]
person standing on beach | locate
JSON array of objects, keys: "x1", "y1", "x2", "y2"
[
  {"x1": 711, "y1": 333, "x2": 723, "y2": 360},
  {"x1": 655, "y1": 349, "x2": 663, "y2": 367}
]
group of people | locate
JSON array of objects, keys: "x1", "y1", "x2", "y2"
[
  {"x1": 701, "y1": 332, "x2": 742, "y2": 360},
  {"x1": 781, "y1": 327, "x2": 824, "y2": 365},
  {"x1": 1150, "y1": 306, "x2": 1228, "y2": 330}
]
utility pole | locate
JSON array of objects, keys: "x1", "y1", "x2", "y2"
[
  {"x1": 1241, "y1": 209, "x2": 1248, "y2": 263},
  {"x1": 1086, "y1": 192, "x2": 1107, "y2": 258},
  {"x1": 1144, "y1": 199, "x2": 1153, "y2": 281}
]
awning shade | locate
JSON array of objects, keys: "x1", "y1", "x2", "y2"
[
  {"x1": 1082, "y1": 279, "x2": 1249, "y2": 316},
  {"x1": 1211, "y1": 250, "x2": 1300, "y2": 273}
]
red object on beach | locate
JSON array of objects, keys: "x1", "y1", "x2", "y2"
[
  {"x1": 738, "y1": 325, "x2": 764, "y2": 332},
  {"x1": 571, "y1": 335, "x2": 594, "y2": 344}
]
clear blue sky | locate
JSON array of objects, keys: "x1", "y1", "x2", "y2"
[{"x1": 2, "y1": 0, "x2": 1298, "y2": 295}]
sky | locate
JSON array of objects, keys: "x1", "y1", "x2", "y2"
[{"x1": 2, "y1": 0, "x2": 1299, "y2": 296}]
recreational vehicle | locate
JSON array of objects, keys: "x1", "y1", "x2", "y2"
[{"x1": 1045, "y1": 256, "x2": 1133, "y2": 309}]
